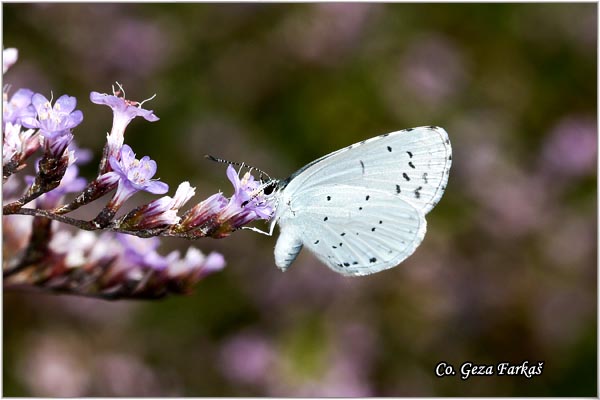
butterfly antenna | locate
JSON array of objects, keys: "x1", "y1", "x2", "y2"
[{"x1": 204, "y1": 154, "x2": 272, "y2": 181}]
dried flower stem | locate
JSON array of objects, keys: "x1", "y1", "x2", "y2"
[{"x1": 5, "y1": 207, "x2": 215, "y2": 239}]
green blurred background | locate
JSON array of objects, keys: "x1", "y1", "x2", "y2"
[{"x1": 3, "y1": 3, "x2": 597, "y2": 396}]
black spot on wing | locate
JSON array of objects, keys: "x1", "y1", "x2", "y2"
[
  {"x1": 343, "y1": 262, "x2": 350, "y2": 267},
  {"x1": 369, "y1": 257, "x2": 377, "y2": 263},
  {"x1": 407, "y1": 151, "x2": 413, "y2": 158},
  {"x1": 324, "y1": 217, "x2": 328, "y2": 221},
  {"x1": 327, "y1": 196, "x2": 331, "y2": 201},
  {"x1": 365, "y1": 195, "x2": 370, "y2": 201},
  {"x1": 314, "y1": 240, "x2": 319, "y2": 244},
  {"x1": 414, "y1": 186, "x2": 422, "y2": 199},
  {"x1": 423, "y1": 172, "x2": 428, "y2": 184},
  {"x1": 387, "y1": 146, "x2": 392, "y2": 152},
  {"x1": 396, "y1": 184, "x2": 401, "y2": 194},
  {"x1": 408, "y1": 161, "x2": 415, "y2": 169},
  {"x1": 371, "y1": 227, "x2": 376, "y2": 232},
  {"x1": 403, "y1": 173, "x2": 410, "y2": 181},
  {"x1": 360, "y1": 160, "x2": 365, "y2": 175},
  {"x1": 406, "y1": 128, "x2": 414, "y2": 132},
  {"x1": 341, "y1": 232, "x2": 346, "y2": 236}
]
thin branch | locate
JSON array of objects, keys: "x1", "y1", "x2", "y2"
[{"x1": 4, "y1": 207, "x2": 212, "y2": 239}]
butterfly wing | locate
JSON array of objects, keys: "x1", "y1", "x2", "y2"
[
  {"x1": 275, "y1": 185, "x2": 427, "y2": 276},
  {"x1": 282, "y1": 126, "x2": 451, "y2": 214}
]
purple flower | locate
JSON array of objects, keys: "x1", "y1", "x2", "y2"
[
  {"x1": 3, "y1": 88, "x2": 36, "y2": 126},
  {"x1": 3, "y1": 48, "x2": 18, "y2": 73},
  {"x1": 179, "y1": 192, "x2": 228, "y2": 230},
  {"x1": 176, "y1": 166, "x2": 273, "y2": 236},
  {"x1": 116, "y1": 234, "x2": 173, "y2": 271},
  {"x1": 2, "y1": 122, "x2": 39, "y2": 165},
  {"x1": 90, "y1": 86, "x2": 159, "y2": 165},
  {"x1": 21, "y1": 93, "x2": 83, "y2": 157},
  {"x1": 126, "y1": 182, "x2": 196, "y2": 229},
  {"x1": 49, "y1": 230, "x2": 98, "y2": 268},
  {"x1": 167, "y1": 248, "x2": 226, "y2": 279},
  {"x1": 22, "y1": 93, "x2": 83, "y2": 133},
  {"x1": 3, "y1": 122, "x2": 23, "y2": 164},
  {"x1": 135, "y1": 197, "x2": 180, "y2": 228},
  {"x1": 100, "y1": 144, "x2": 168, "y2": 209},
  {"x1": 218, "y1": 165, "x2": 274, "y2": 227},
  {"x1": 46, "y1": 131, "x2": 74, "y2": 157},
  {"x1": 170, "y1": 181, "x2": 196, "y2": 210},
  {"x1": 116, "y1": 235, "x2": 225, "y2": 281}
]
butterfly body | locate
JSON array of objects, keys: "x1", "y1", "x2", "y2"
[{"x1": 264, "y1": 126, "x2": 451, "y2": 276}]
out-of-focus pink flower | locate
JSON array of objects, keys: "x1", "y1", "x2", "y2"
[
  {"x1": 400, "y1": 35, "x2": 466, "y2": 106},
  {"x1": 280, "y1": 3, "x2": 376, "y2": 65},
  {"x1": 541, "y1": 116, "x2": 597, "y2": 178},
  {"x1": 19, "y1": 334, "x2": 90, "y2": 396},
  {"x1": 167, "y1": 248, "x2": 226, "y2": 279},
  {"x1": 219, "y1": 332, "x2": 275, "y2": 385}
]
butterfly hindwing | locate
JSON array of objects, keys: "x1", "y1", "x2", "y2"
[{"x1": 276, "y1": 185, "x2": 427, "y2": 276}]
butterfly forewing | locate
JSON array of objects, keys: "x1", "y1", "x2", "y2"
[
  {"x1": 282, "y1": 126, "x2": 451, "y2": 214},
  {"x1": 276, "y1": 185, "x2": 427, "y2": 276}
]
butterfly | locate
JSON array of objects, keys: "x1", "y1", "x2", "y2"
[{"x1": 247, "y1": 126, "x2": 452, "y2": 276}]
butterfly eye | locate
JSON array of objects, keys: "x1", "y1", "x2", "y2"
[{"x1": 263, "y1": 182, "x2": 276, "y2": 195}]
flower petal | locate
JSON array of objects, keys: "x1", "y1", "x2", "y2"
[
  {"x1": 140, "y1": 108, "x2": 159, "y2": 122},
  {"x1": 11, "y1": 89, "x2": 34, "y2": 108},
  {"x1": 119, "y1": 144, "x2": 136, "y2": 165},
  {"x1": 68, "y1": 110, "x2": 84, "y2": 128},
  {"x1": 145, "y1": 180, "x2": 169, "y2": 195},
  {"x1": 20, "y1": 117, "x2": 40, "y2": 129},
  {"x1": 31, "y1": 93, "x2": 49, "y2": 114},
  {"x1": 55, "y1": 95, "x2": 77, "y2": 114},
  {"x1": 226, "y1": 165, "x2": 242, "y2": 195},
  {"x1": 108, "y1": 157, "x2": 124, "y2": 174}
]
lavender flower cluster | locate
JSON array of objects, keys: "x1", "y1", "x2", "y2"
[{"x1": 3, "y1": 48, "x2": 274, "y2": 300}]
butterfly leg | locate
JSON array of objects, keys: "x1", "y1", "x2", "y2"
[{"x1": 242, "y1": 226, "x2": 273, "y2": 236}]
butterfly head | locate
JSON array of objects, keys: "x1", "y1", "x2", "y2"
[
  {"x1": 205, "y1": 154, "x2": 284, "y2": 220},
  {"x1": 242, "y1": 178, "x2": 280, "y2": 207}
]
